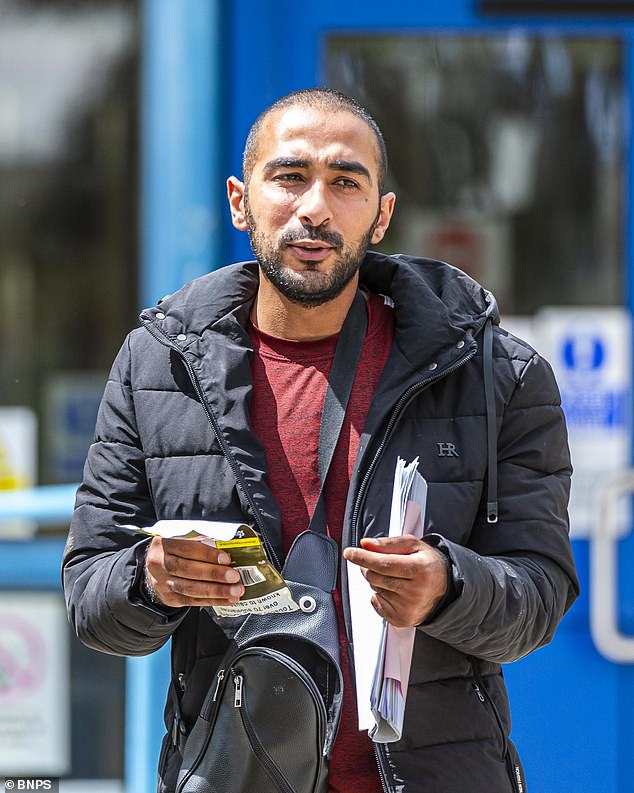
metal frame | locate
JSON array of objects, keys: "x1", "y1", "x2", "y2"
[{"x1": 591, "y1": 470, "x2": 634, "y2": 662}]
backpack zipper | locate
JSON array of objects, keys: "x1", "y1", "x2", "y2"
[
  {"x1": 211, "y1": 669, "x2": 225, "y2": 706},
  {"x1": 233, "y1": 673, "x2": 243, "y2": 707},
  {"x1": 235, "y1": 671, "x2": 298, "y2": 793},
  {"x1": 141, "y1": 318, "x2": 281, "y2": 570}
]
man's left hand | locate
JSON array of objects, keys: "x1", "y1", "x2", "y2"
[{"x1": 343, "y1": 535, "x2": 449, "y2": 628}]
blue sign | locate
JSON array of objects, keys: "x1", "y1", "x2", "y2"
[
  {"x1": 560, "y1": 389, "x2": 627, "y2": 427},
  {"x1": 562, "y1": 335, "x2": 605, "y2": 372}
]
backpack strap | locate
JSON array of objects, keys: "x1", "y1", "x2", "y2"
[{"x1": 309, "y1": 289, "x2": 368, "y2": 536}]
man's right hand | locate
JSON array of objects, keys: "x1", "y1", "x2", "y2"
[{"x1": 144, "y1": 537, "x2": 245, "y2": 608}]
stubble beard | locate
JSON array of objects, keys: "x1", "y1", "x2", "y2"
[{"x1": 244, "y1": 197, "x2": 378, "y2": 308}]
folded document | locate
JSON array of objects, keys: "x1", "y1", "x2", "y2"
[{"x1": 348, "y1": 457, "x2": 428, "y2": 742}]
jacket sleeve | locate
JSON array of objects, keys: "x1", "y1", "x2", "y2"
[
  {"x1": 421, "y1": 350, "x2": 579, "y2": 663},
  {"x1": 62, "y1": 333, "x2": 188, "y2": 656}
]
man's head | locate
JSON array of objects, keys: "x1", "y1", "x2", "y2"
[
  {"x1": 227, "y1": 88, "x2": 396, "y2": 308},
  {"x1": 242, "y1": 89, "x2": 389, "y2": 196}
]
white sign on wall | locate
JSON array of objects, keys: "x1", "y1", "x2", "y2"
[
  {"x1": 0, "y1": 592, "x2": 70, "y2": 775},
  {"x1": 0, "y1": 406, "x2": 37, "y2": 537},
  {"x1": 506, "y1": 308, "x2": 632, "y2": 539}
]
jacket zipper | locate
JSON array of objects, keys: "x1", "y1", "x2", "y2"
[
  {"x1": 142, "y1": 319, "x2": 281, "y2": 570},
  {"x1": 234, "y1": 672, "x2": 298, "y2": 793},
  {"x1": 506, "y1": 752, "x2": 524, "y2": 793},
  {"x1": 472, "y1": 683, "x2": 485, "y2": 702},
  {"x1": 350, "y1": 347, "x2": 477, "y2": 793},
  {"x1": 373, "y1": 743, "x2": 393, "y2": 793}
]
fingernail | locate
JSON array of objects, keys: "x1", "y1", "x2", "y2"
[
  {"x1": 230, "y1": 585, "x2": 243, "y2": 597},
  {"x1": 218, "y1": 552, "x2": 231, "y2": 565}
]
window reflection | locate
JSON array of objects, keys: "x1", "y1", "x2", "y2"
[
  {"x1": 0, "y1": 0, "x2": 139, "y2": 496},
  {"x1": 327, "y1": 35, "x2": 624, "y2": 314},
  {"x1": 0, "y1": 0, "x2": 137, "y2": 782}
]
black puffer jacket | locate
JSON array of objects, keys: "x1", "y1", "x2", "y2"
[{"x1": 63, "y1": 252, "x2": 579, "y2": 793}]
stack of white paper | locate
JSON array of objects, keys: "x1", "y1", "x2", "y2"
[{"x1": 347, "y1": 457, "x2": 427, "y2": 743}]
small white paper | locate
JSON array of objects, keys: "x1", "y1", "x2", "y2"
[{"x1": 122, "y1": 519, "x2": 241, "y2": 542}]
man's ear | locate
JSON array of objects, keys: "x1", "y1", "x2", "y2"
[
  {"x1": 371, "y1": 191, "x2": 396, "y2": 245},
  {"x1": 227, "y1": 176, "x2": 248, "y2": 230}
]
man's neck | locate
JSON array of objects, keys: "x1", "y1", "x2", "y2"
[{"x1": 251, "y1": 275, "x2": 360, "y2": 341}]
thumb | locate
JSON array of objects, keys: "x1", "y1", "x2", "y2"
[{"x1": 359, "y1": 534, "x2": 423, "y2": 555}]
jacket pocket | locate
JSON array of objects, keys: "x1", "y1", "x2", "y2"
[{"x1": 469, "y1": 658, "x2": 508, "y2": 761}]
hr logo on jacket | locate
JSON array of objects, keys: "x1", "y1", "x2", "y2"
[{"x1": 437, "y1": 442, "x2": 459, "y2": 457}]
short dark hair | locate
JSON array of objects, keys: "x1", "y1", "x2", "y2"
[{"x1": 242, "y1": 88, "x2": 388, "y2": 195}]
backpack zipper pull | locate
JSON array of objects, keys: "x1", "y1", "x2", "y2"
[
  {"x1": 234, "y1": 674, "x2": 243, "y2": 708},
  {"x1": 212, "y1": 669, "x2": 225, "y2": 702},
  {"x1": 473, "y1": 683, "x2": 485, "y2": 703}
]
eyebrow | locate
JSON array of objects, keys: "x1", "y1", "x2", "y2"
[
  {"x1": 329, "y1": 159, "x2": 371, "y2": 182},
  {"x1": 262, "y1": 157, "x2": 372, "y2": 183}
]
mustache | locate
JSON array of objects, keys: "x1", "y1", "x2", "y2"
[{"x1": 279, "y1": 226, "x2": 344, "y2": 249}]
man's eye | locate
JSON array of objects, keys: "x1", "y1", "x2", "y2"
[
  {"x1": 335, "y1": 177, "x2": 359, "y2": 189},
  {"x1": 274, "y1": 173, "x2": 303, "y2": 183}
]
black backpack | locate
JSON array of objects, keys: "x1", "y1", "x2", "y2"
[{"x1": 175, "y1": 530, "x2": 344, "y2": 793}]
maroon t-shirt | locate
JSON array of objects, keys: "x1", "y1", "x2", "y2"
[{"x1": 248, "y1": 292, "x2": 394, "y2": 793}]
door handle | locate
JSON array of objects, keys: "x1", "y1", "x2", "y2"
[{"x1": 591, "y1": 470, "x2": 634, "y2": 663}]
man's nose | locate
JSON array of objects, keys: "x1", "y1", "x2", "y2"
[{"x1": 296, "y1": 179, "x2": 332, "y2": 227}]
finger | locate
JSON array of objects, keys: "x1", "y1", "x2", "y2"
[
  {"x1": 370, "y1": 592, "x2": 411, "y2": 629},
  {"x1": 364, "y1": 570, "x2": 412, "y2": 595},
  {"x1": 161, "y1": 553, "x2": 241, "y2": 585},
  {"x1": 157, "y1": 590, "x2": 243, "y2": 608},
  {"x1": 162, "y1": 538, "x2": 232, "y2": 564},
  {"x1": 343, "y1": 547, "x2": 417, "y2": 578},
  {"x1": 359, "y1": 535, "x2": 424, "y2": 554},
  {"x1": 160, "y1": 575, "x2": 245, "y2": 603}
]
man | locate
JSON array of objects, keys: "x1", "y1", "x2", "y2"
[{"x1": 63, "y1": 88, "x2": 579, "y2": 793}]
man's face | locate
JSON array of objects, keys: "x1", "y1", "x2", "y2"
[{"x1": 228, "y1": 105, "x2": 395, "y2": 307}]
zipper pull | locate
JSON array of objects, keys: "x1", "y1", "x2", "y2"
[
  {"x1": 177, "y1": 672, "x2": 187, "y2": 692},
  {"x1": 472, "y1": 683, "x2": 485, "y2": 703},
  {"x1": 234, "y1": 674, "x2": 243, "y2": 708},
  {"x1": 212, "y1": 670, "x2": 225, "y2": 703}
]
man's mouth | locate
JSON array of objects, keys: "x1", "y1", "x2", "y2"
[{"x1": 286, "y1": 241, "x2": 335, "y2": 262}]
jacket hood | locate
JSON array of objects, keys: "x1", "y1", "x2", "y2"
[
  {"x1": 139, "y1": 251, "x2": 498, "y2": 368},
  {"x1": 360, "y1": 251, "x2": 497, "y2": 361}
]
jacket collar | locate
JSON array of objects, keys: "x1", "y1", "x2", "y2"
[{"x1": 140, "y1": 251, "x2": 497, "y2": 371}]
